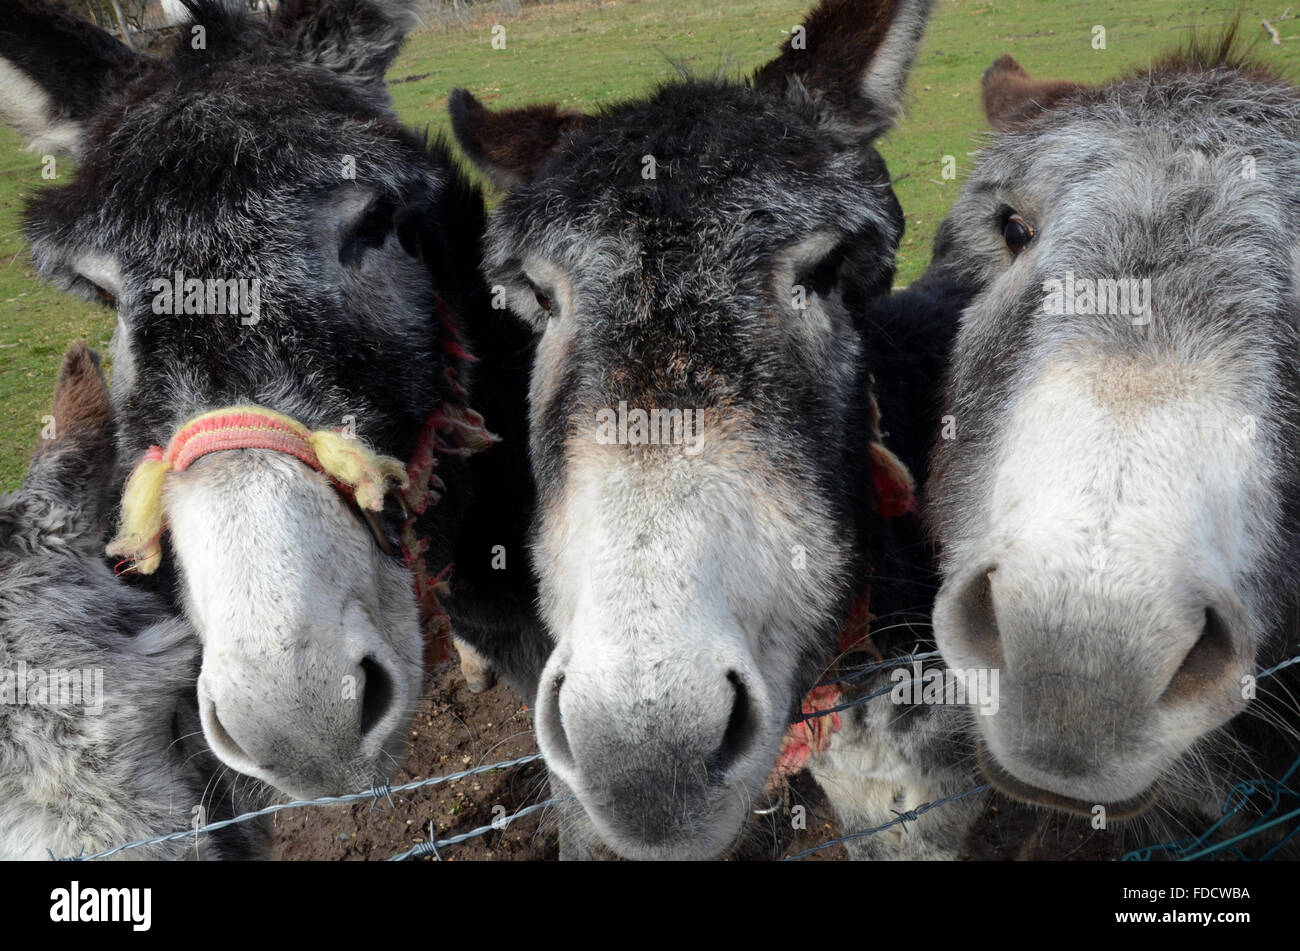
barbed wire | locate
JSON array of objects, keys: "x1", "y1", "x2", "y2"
[
  {"x1": 49, "y1": 651, "x2": 1300, "y2": 862},
  {"x1": 794, "y1": 680, "x2": 898, "y2": 723},
  {"x1": 792, "y1": 646, "x2": 944, "y2": 723},
  {"x1": 52, "y1": 752, "x2": 543, "y2": 861},
  {"x1": 1257, "y1": 654, "x2": 1300, "y2": 680},
  {"x1": 815, "y1": 649, "x2": 945, "y2": 688},
  {"x1": 389, "y1": 795, "x2": 575, "y2": 861},
  {"x1": 784, "y1": 784, "x2": 992, "y2": 860}
]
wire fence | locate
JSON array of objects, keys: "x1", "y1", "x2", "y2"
[
  {"x1": 1121, "y1": 648, "x2": 1300, "y2": 862},
  {"x1": 783, "y1": 783, "x2": 992, "y2": 861},
  {"x1": 388, "y1": 794, "x2": 574, "y2": 861},
  {"x1": 50, "y1": 651, "x2": 1300, "y2": 862},
  {"x1": 1122, "y1": 754, "x2": 1300, "y2": 862},
  {"x1": 51, "y1": 753, "x2": 545, "y2": 862}
]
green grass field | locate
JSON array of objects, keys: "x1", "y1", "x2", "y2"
[{"x1": 0, "y1": 0, "x2": 1292, "y2": 488}]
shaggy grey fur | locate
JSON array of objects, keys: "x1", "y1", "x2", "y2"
[
  {"x1": 0, "y1": 345, "x2": 268, "y2": 860},
  {"x1": 927, "y1": 45, "x2": 1300, "y2": 856}
]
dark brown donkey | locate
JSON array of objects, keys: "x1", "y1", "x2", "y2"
[{"x1": 451, "y1": 0, "x2": 961, "y2": 859}]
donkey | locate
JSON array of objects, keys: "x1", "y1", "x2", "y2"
[
  {"x1": 450, "y1": 0, "x2": 954, "y2": 859},
  {"x1": 0, "y1": 342, "x2": 269, "y2": 860},
  {"x1": 926, "y1": 39, "x2": 1300, "y2": 854},
  {"x1": 0, "y1": 0, "x2": 546, "y2": 800}
]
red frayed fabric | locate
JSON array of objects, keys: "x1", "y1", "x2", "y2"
[
  {"x1": 398, "y1": 403, "x2": 500, "y2": 670},
  {"x1": 771, "y1": 684, "x2": 844, "y2": 780}
]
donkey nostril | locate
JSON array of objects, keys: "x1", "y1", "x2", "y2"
[
  {"x1": 1160, "y1": 607, "x2": 1237, "y2": 705},
  {"x1": 708, "y1": 671, "x2": 757, "y2": 782},
  {"x1": 943, "y1": 565, "x2": 1003, "y2": 668},
  {"x1": 359, "y1": 656, "x2": 394, "y2": 738},
  {"x1": 536, "y1": 671, "x2": 575, "y2": 770},
  {"x1": 204, "y1": 699, "x2": 253, "y2": 765}
]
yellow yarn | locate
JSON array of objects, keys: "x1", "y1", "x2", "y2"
[
  {"x1": 309, "y1": 429, "x2": 410, "y2": 511},
  {"x1": 106, "y1": 454, "x2": 171, "y2": 574},
  {"x1": 107, "y1": 405, "x2": 410, "y2": 574}
]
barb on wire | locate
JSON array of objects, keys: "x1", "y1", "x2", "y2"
[
  {"x1": 54, "y1": 752, "x2": 544, "y2": 861},
  {"x1": 798, "y1": 650, "x2": 955, "y2": 724},
  {"x1": 784, "y1": 784, "x2": 991, "y2": 860},
  {"x1": 389, "y1": 795, "x2": 575, "y2": 861}
]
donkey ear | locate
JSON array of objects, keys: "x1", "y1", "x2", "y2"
[
  {"x1": 753, "y1": 0, "x2": 934, "y2": 139},
  {"x1": 270, "y1": 0, "x2": 418, "y2": 89},
  {"x1": 48, "y1": 340, "x2": 112, "y2": 445},
  {"x1": 982, "y1": 55, "x2": 1084, "y2": 132},
  {"x1": 449, "y1": 88, "x2": 587, "y2": 188},
  {"x1": 0, "y1": 0, "x2": 144, "y2": 157},
  {"x1": 24, "y1": 341, "x2": 115, "y2": 519}
]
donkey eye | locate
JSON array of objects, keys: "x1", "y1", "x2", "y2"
[
  {"x1": 1002, "y1": 213, "x2": 1035, "y2": 254},
  {"x1": 356, "y1": 201, "x2": 394, "y2": 244},
  {"x1": 340, "y1": 198, "x2": 397, "y2": 264},
  {"x1": 89, "y1": 282, "x2": 117, "y2": 308},
  {"x1": 798, "y1": 247, "x2": 846, "y2": 299},
  {"x1": 528, "y1": 282, "x2": 552, "y2": 315}
]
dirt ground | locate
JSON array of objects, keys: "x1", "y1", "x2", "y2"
[
  {"x1": 271, "y1": 662, "x2": 851, "y2": 861},
  {"x1": 273, "y1": 662, "x2": 553, "y2": 861},
  {"x1": 272, "y1": 662, "x2": 1120, "y2": 861}
]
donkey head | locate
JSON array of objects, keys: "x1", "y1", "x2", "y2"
[
  {"x1": 0, "y1": 0, "x2": 484, "y2": 798},
  {"x1": 452, "y1": 0, "x2": 933, "y2": 858},
  {"x1": 929, "y1": 47, "x2": 1300, "y2": 815}
]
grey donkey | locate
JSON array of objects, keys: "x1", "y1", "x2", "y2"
[
  {"x1": 926, "y1": 34, "x2": 1300, "y2": 858},
  {"x1": 0, "y1": 342, "x2": 269, "y2": 860}
]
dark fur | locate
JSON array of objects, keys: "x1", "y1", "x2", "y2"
[
  {"x1": 490, "y1": 75, "x2": 909, "y2": 694},
  {"x1": 7, "y1": 0, "x2": 542, "y2": 640},
  {"x1": 754, "y1": 0, "x2": 909, "y2": 136},
  {"x1": 0, "y1": 0, "x2": 146, "y2": 124},
  {"x1": 858, "y1": 256, "x2": 970, "y2": 641},
  {"x1": 3, "y1": 0, "x2": 549, "y2": 796},
  {"x1": 452, "y1": 0, "x2": 948, "y2": 859}
]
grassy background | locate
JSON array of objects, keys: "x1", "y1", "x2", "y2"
[{"x1": 1, "y1": 0, "x2": 1292, "y2": 489}]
